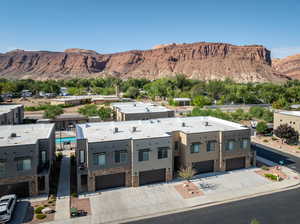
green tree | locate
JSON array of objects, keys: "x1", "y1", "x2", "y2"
[
  {"x1": 256, "y1": 121, "x2": 268, "y2": 134},
  {"x1": 274, "y1": 124, "x2": 299, "y2": 144},
  {"x1": 124, "y1": 87, "x2": 139, "y2": 99},
  {"x1": 192, "y1": 95, "x2": 212, "y2": 108},
  {"x1": 43, "y1": 105, "x2": 63, "y2": 119},
  {"x1": 98, "y1": 107, "x2": 112, "y2": 120},
  {"x1": 250, "y1": 219, "x2": 261, "y2": 224},
  {"x1": 78, "y1": 104, "x2": 98, "y2": 116},
  {"x1": 249, "y1": 106, "x2": 265, "y2": 118}
]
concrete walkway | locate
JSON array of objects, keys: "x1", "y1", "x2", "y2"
[{"x1": 54, "y1": 151, "x2": 71, "y2": 221}]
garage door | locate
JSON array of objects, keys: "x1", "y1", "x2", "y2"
[
  {"x1": 0, "y1": 182, "x2": 29, "y2": 198},
  {"x1": 226, "y1": 157, "x2": 245, "y2": 171},
  {"x1": 192, "y1": 160, "x2": 214, "y2": 175},
  {"x1": 139, "y1": 169, "x2": 166, "y2": 186},
  {"x1": 95, "y1": 173, "x2": 125, "y2": 190}
]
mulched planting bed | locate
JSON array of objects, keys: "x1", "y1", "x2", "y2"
[
  {"x1": 23, "y1": 200, "x2": 56, "y2": 224},
  {"x1": 174, "y1": 181, "x2": 204, "y2": 199},
  {"x1": 255, "y1": 166, "x2": 288, "y2": 181}
]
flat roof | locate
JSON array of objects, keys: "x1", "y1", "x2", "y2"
[
  {"x1": 277, "y1": 111, "x2": 300, "y2": 117},
  {"x1": 111, "y1": 102, "x2": 173, "y2": 114},
  {"x1": 0, "y1": 123, "x2": 55, "y2": 146},
  {"x1": 77, "y1": 116, "x2": 248, "y2": 143},
  {"x1": 0, "y1": 104, "x2": 23, "y2": 116}
]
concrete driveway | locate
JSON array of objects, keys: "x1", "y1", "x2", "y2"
[{"x1": 87, "y1": 167, "x2": 298, "y2": 224}]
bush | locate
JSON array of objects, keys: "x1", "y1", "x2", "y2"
[
  {"x1": 35, "y1": 206, "x2": 45, "y2": 214},
  {"x1": 43, "y1": 105, "x2": 63, "y2": 119},
  {"x1": 274, "y1": 124, "x2": 299, "y2": 145},
  {"x1": 271, "y1": 137, "x2": 277, "y2": 141},
  {"x1": 264, "y1": 173, "x2": 278, "y2": 181},
  {"x1": 36, "y1": 214, "x2": 47, "y2": 220},
  {"x1": 71, "y1": 192, "x2": 78, "y2": 198},
  {"x1": 56, "y1": 152, "x2": 63, "y2": 161},
  {"x1": 256, "y1": 121, "x2": 268, "y2": 134},
  {"x1": 261, "y1": 165, "x2": 270, "y2": 171},
  {"x1": 263, "y1": 139, "x2": 269, "y2": 143}
]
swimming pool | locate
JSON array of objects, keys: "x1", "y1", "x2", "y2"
[{"x1": 56, "y1": 137, "x2": 76, "y2": 143}]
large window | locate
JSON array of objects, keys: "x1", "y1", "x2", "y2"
[
  {"x1": 158, "y1": 147, "x2": 168, "y2": 159},
  {"x1": 17, "y1": 158, "x2": 32, "y2": 171},
  {"x1": 241, "y1": 138, "x2": 249, "y2": 149},
  {"x1": 79, "y1": 150, "x2": 85, "y2": 164},
  {"x1": 190, "y1": 143, "x2": 200, "y2": 153},
  {"x1": 41, "y1": 151, "x2": 47, "y2": 164},
  {"x1": 115, "y1": 150, "x2": 128, "y2": 163},
  {"x1": 138, "y1": 149, "x2": 150, "y2": 162},
  {"x1": 225, "y1": 140, "x2": 235, "y2": 151},
  {"x1": 0, "y1": 161, "x2": 5, "y2": 177},
  {"x1": 207, "y1": 141, "x2": 217, "y2": 152},
  {"x1": 93, "y1": 153, "x2": 106, "y2": 166}
]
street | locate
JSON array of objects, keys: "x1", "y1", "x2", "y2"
[{"x1": 128, "y1": 144, "x2": 300, "y2": 224}]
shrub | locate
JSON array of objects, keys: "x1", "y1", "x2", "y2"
[
  {"x1": 71, "y1": 192, "x2": 78, "y2": 198},
  {"x1": 256, "y1": 121, "x2": 268, "y2": 134},
  {"x1": 250, "y1": 219, "x2": 261, "y2": 224},
  {"x1": 274, "y1": 124, "x2": 299, "y2": 145},
  {"x1": 271, "y1": 137, "x2": 277, "y2": 141},
  {"x1": 263, "y1": 139, "x2": 269, "y2": 143},
  {"x1": 35, "y1": 206, "x2": 45, "y2": 214},
  {"x1": 264, "y1": 173, "x2": 278, "y2": 181},
  {"x1": 36, "y1": 214, "x2": 47, "y2": 220},
  {"x1": 261, "y1": 165, "x2": 270, "y2": 171},
  {"x1": 56, "y1": 152, "x2": 63, "y2": 161}
]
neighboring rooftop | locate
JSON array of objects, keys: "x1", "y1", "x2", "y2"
[
  {"x1": 277, "y1": 111, "x2": 300, "y2": 117},
  {"x1": 0, "y1": 123, "x2": 55, "y2": 146},
  {"x1": 111, "y1": 102, "x2": 173, "y2": 114},
  {"x1": 77, "y1": 116, "x2": 248, "y2": 142},
  {"x1": 0, "y1": 104, "x2": 23, "y2": 115},
  {"x1": 173, "y1": 98, "x2": 191, "y2": 101}
]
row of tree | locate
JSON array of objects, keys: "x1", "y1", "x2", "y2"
[{"x1": 2, "y1": 76, "x2": 300, "y2": 109}]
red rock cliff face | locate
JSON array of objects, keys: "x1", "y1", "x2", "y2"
[
  {"x1": 0, "y1": 42, "x2": 289, "y2": 82},
  {"x1": 273, "y1": 54, "x2": 300, "y2": 80}
]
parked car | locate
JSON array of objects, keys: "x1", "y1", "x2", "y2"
[{"x1": 0, "y1": 194, "x2": 17, "y2": 223}]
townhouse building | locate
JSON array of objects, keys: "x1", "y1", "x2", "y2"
[
  {"x1": 111, "y1": 102, "x2": 175, "y2": 121},
  {"x1": 76, "y1": 116, "x2": 254, "y2": 193},
  {"x1": 0, "y1": 105, "x2": 24, "y2": 125},
  {"x1": 0, "y1": 124, "x2": 55, "y2": 197}
]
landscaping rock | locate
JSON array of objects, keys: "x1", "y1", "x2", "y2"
[{"x1": 42, "y1": 207, "x2": 55, "y2": 214}]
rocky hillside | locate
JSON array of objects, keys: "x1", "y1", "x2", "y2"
[
  {"x1": 0, "y1": 42, "x2": 290, "y2": 82},
  {"x1": 273, "y1": 54, "x2": 300, "y2": 80}
]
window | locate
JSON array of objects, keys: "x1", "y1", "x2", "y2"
[
  {"x1": 17, "y1": 158, "x2": 31, "y2": 171},
  {"x1": 158, "y1": 147, "x2": 168, "y2": 159},
  {"x1": 41, "y1": 151, "x2": 47, "y2": 164},
  {"x1": 174, "y1": 141, "x2": 179, "y2": 151},
  {"x1": 241, "y1": 139, "x2": 249, "y2": 149},
  {"x1": 0, "y1": 161, "x2": 5, "y2": 177},
  {"x1": 225, "y1": 140, "x2": 235, "y2": 151},
  {"x1": 79, "y1": 150, "x2": 85, "y2": 164},
  {"x1": 93, "y1": 153, "x2": 106, "y2": 166},
  {"x1": 190, "y1": 143, "x2": 200, "y2": 153},
  {"x1": 115, "y1": 150, "x2": 128, "y2": 163},
  {"x1": 207, "y1": 141, "x2": 217, "y2": 152},
  {"x1": 138, "y1": 149, "x2": 150, "y2": 162}
]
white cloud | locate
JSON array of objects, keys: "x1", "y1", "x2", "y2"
[{"x1": 271, "y1": 47, "x2": 300, "y2": 59}]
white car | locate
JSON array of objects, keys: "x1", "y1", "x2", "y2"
[{"x1": 0, "y1": 195, "x2": 17, "y2": 223}]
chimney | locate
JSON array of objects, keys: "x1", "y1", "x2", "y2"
[
  {"x1": 204, "y1": 121, "x2": 209, "y2": 126},
  {"x1": 10, "y1": 133, "x2": 17, "y2": 138},
  {"x1": 132, "y1": 126, "x2": 137, "y2": 132},
  {"x1": 182, "y1": 122, "x2": 186, "y2": 127},
  {"x1": 114, "y1": 127, "x2": 118, "y2": 133}
]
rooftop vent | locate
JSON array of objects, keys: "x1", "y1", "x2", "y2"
[
  {"x1": 133, "y1": 103, "x2": 136, "y2": 107},
  {"x1": 204, "y1": 121, "x2": 209, "y2": 126},
  {"x1": 146, "y1": 107, "x2": 150, "y2": 112},
  {"x1": 10, "y1": 133, "x2": 17, "y2": 138},
  {"x1": 132, "y1": 126, "x2": 137, "y2": 132},
  {"x1": 182, "y1": 122, "x2": 186, "y2": 127},
  {"x1": 114, "y1": 127, "x2": 118, "y2": 133}
]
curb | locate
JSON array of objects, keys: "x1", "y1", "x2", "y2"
[{"x1": 103, "y1": 182, "x2": 300, "y2": 224}]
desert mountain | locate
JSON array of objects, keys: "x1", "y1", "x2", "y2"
[
  {"x1": 0, "y1": 42, "x2": 290, "y2": 82},
  {"x1": 272, "y1": 54, "x2": 300, "y2": 80}
]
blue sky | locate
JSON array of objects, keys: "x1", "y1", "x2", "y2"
[{"x1": 0, "y1": 0, "x2": 299, "y2": 58}]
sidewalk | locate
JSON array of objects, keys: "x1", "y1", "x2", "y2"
[{"x1": 54, "y1": 151, "x2": 71, "y2": 221}]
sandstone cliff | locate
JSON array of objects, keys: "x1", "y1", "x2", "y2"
[
  {"x1": 273, "y1": 54, "x2": 300, "y2": 80},
  {"x1": 0, "y1": 42, "x2": 290, "y2": 82}
]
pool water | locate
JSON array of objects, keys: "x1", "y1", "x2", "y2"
[{"x1": 56, "y1": 137, "x2": 76, "y2": 143}]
